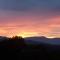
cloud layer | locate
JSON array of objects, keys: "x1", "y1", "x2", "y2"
[
  {"x1": 0, "y1": 0, "x2": 60, "y2": 12},
  {"x1": 0, "y1": 0, "x2": 60, "y2": 37}
]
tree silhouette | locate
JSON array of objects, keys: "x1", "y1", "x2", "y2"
[{"x1": 11, "y1": 36, "x2": 25, "y2": 45}]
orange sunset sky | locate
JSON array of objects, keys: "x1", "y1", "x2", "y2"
[{"x1": 0, "y1": 0, "x2": 60, "y2": 38}]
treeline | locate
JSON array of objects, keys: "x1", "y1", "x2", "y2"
[
  {"x1": 0, "y1": 36, "x2": 25, "y2": 48},
  {"x1": 0, "y1": 36, "x2": 26, "y2": 60}
]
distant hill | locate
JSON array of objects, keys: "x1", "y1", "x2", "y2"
[
  {"x1": 24, "y1": 36, "x2": 60, "y2": 45},
  {"x1": 24, "y1": 36, "x2": 60, "y2": 51},
  {"x1": 0, "y1": 36, "x2": 8, "y2": 41}
]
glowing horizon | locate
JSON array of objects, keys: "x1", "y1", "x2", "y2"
[
  {"x1": 0, "y1": 0, "x2": 60, "y2": 38},
  {"x1": 0, "y1": 11, "x2": 60, "y2": 38}
]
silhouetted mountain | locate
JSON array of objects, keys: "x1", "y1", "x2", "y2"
[
  {"x1": 0, "y1": 36, "x2": 60, "y2": 60},
  {"x1": 25, "y1": 36, "x2": 49, "y2": 44},
  {"x1": 25, "y1": 36, "x2": 60, "y2": 45},
  {"x1": 0, "y1": 36, "x2": 8, "y2": 41}
]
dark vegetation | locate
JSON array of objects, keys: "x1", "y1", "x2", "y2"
[{"x1": 0, "y1": 36, "x2": 60, "y2": 60}]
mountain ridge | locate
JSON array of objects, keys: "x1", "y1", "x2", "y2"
[{"x1": 24, "y1": 36, "x2": 60, "y2": 45}]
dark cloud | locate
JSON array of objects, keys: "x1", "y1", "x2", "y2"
[{"x1": 0, "y1": 0, "x2": 60, "y2": 12}]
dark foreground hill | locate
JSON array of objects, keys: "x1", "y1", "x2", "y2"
[{"x1": 0, "y1": 36, "x2": 60, "y2": 60}]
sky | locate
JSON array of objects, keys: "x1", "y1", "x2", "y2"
[{"x1": 0, "y1": 0, "x2": 60, "y2": 38}]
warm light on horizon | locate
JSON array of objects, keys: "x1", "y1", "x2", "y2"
[
  {"x1": 15, "y1": 32, "x2": 58, "y2": 38},
  {"x1": 0, "y1": 0, "x2": 60, "y2": 39},
  {"x1": 17, "y1": 32, "x2": 39, "y2": 38},
  {"x1": 1, "y1": 31, "x2": 59, "y2": 38},
  {"x1": 0, "y1": 11, "x2": 60, "y2": 38}
]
